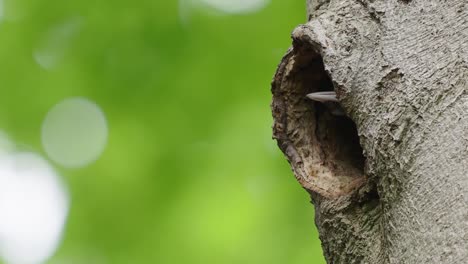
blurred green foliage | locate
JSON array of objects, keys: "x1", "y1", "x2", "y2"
[{"x1": 0, "y1": 0, "x2": 325, "y2": 263}]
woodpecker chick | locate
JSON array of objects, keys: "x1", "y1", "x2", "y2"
[{"x1": 306, "y1": 91, "x2": 345, "y2": 116}]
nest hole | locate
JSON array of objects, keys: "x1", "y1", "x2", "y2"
[
  {"x1": 311, "y1": 58, "x2": 365, "y2": 178},
  {"x1": 289, "y1": 47, "x2": 367, "y2": 195},
  {"x1": 272, "y1": 37, "x2": 368, "y2": 197}
]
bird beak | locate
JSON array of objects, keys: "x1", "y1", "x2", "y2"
[{"x1": 306, "y1": 91, "x2": 338, "y2": 102}]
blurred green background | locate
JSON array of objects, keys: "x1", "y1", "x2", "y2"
[{"x1": 0, "y1": 0, "x2": 325, "y2": 263}]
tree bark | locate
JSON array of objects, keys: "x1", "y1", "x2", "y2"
[{"x1": 271, "y1": 1, "x2": 467, "y2": 263}]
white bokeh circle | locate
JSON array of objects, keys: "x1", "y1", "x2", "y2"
[
  {"x1": 0, "y1": 151, "x2": 69, "y2": 264},
  {"x1": 41, "y1": 97, "x2": 108, "y2": 168},
  {"x1": 199, "y1": 0, "x2": 270, "y2": 14}
]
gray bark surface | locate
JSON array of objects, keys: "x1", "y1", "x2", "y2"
[{"x1": 271, "y1": 1, "x2": 468, "y2": 263}]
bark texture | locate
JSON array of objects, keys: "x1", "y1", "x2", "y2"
[{"x1": 271, "y1": 1, "x2": 467, "y2": 263}]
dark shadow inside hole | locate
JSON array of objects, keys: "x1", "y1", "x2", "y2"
[
  {"x1": 317, "y1": 64, "x2": 335, "y2": 93},
  {"x1": 330, "y1": 117, "x2": 366, "y2": 170}
]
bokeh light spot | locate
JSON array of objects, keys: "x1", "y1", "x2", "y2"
[
  {"x1": 0, "y1": 135, "x2": 69, "y2": 264},
  {"x1": 33, "y1": 17, "x2": 83, "y2": 70},
  {"x1": 41, "y1": 97, "x2": 108, "y2": 168},
  {"x1": 198, "y1": 0, "x2": 270, "y2": 14}
]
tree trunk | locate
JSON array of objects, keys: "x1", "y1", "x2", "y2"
[{"x1": 271, "y1": 1, "x2": 468, "y2": 263}]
